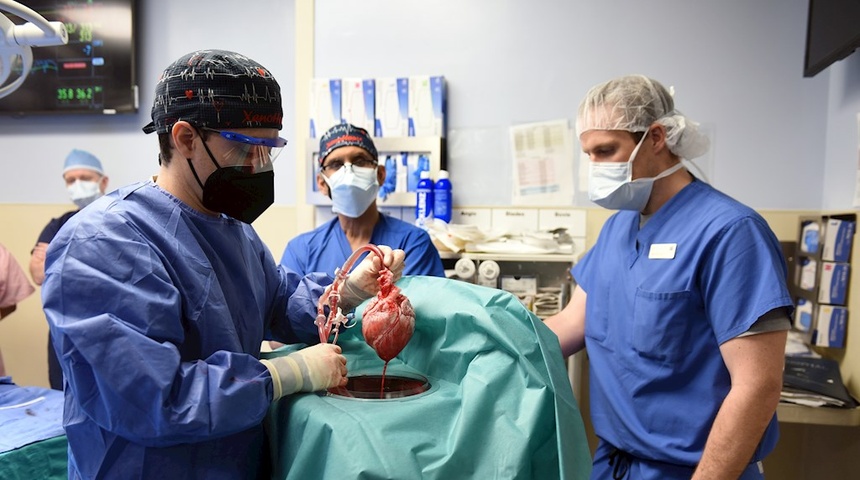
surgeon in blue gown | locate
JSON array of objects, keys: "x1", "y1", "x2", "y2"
[
  {"x1": 41, "y1": 50, "x2": 404, "y2": 480},
  {"x1": 281, "y1": 123, "x2": 444, "y2": 279},
  {"x1": 544, "y1": 75, "x2": 793, "y2": 480}
]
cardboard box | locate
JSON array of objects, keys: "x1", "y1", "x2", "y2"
[
  {"x1": 408, "y1": 75, "x2": 446, "y2": 137},
  {"x1": 374, "y1": 77, "x2": 409, "y2": 137},
  {"x1": 341, "y1": 78, "x2": 375, "y2": 133},
  {"x1": 309, "y1": 78, "x2": 342, "y2": 139},
  {"x1": 818, "y1": 262, "x2": 849, "y2": 305},
  {"x1": 814, "y1": 305, "x2": 848, "y2": 348},
  {"x1": 822, "y1": 218, "x2": 855, "y2": 262}
]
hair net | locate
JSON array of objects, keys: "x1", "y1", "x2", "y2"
[
  {"x1": 63, "y1": 149, "x2": 104, "y2": 176},
  {"x1": 576, "y1": 74, "x2": 710, "y2": 160}
]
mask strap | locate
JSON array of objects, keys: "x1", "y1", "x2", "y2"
[
  {"x1": 186, "y1": 158, "x2": 206, "y2": 190},
  {"x1": 651, "y1": 161, "x2": 685, "y2": 182},
  {"x1": 195, "y1": 127, "x2": 223, "y2": 170},
  {"x1": 187, "y1": 127, "x2": 224, "y2": 190}
]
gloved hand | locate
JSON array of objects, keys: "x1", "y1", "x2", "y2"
[
  {"x1": 339, "y1": 245, "x2": 406, "y2": 310},
  {"x1": 260, "y1": 343, "x2": 347, "y2": 400}
]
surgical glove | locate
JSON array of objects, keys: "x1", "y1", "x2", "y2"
[
  {"x1": 340, "y1": 245, "x2": 406, "y2": 310},
  {"x1": 260, "y1": 343, "x2": 347, "y2": 400}
]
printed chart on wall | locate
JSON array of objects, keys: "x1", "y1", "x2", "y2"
[{"x1": 510, "y1": 119, "x2": 576, "y2": 206}]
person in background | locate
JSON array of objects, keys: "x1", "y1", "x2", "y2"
[
  {"x1": 29, "y1": 148, "x2": 109, "y2": 390},
  {"x1": 544, "y1": 74, "x2": 792, "y2": 480},
  {"x1": 41, "y1": 49, "x2": 405, "y2": 479},
  {"x1": 0, "y1": 243, "x2": 35, "y2": 377},
  {"x1": 280, "y1": 123, "x2": 444, "y2": 278}
]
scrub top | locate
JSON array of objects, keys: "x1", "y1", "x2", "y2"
[
  {"x1": 572, "y1": 180, "x2": 792, "y2": 472},
  {"x1": 41, "y1": 181, "x2": 330, "y2": 479},
  {"x1": 34, "y1": 209, "x2": 78, "y2": 390},
  {"x1": 280, "y1": 214, "x2": 445, "y2": 278}
]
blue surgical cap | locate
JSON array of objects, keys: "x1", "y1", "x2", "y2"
[{"x1": 63, "y1": 149, "x2": 104, "y2": 176}]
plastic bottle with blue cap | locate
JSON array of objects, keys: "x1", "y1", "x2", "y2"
[
  {"x1": 415, "y1": 170, "x2": 434, "y2": 228},
  {"x1": 433, "y1": 170, "x2": 452, "y2": 223}
]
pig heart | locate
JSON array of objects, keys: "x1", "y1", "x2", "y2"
[{"x1": 362, "y1": 270, "x2": 415, "y2": 362}]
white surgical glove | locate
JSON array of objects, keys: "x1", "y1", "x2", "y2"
[
  {"x1": 339, "y1": 245, "x2": 406, "y2": 310},
  {"x1": 260, "y1": 343, "x2": 347, "y2": 400}
]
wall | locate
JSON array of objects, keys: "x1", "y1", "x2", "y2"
[{"x1": 313, "y1": 0, "x2": 828, "y2": 210}]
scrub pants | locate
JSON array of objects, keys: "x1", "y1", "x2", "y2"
[{"x1": 591, "y1": 440, "x2": 765, "y2": 480}]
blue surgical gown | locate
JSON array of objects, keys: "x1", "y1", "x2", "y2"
[
  {"x1": 280, "y1": 214, "x2": 445, "y2": 277},
  {"x1": 573, "y1": 180, "x2": 792, "y2": 477},
  {"x1": 41, "y1": 181, "x2": 331, "y2": 479}
]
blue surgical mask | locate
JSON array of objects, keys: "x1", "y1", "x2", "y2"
[
  {"x1": 588, "y1": 132, "x2": 683, "y2": 212},
  {"x1": 322, "y1": 165, "x2": 379, "y2": 218},
  {"x1": 68, "y1": 180, "x2": 102, "y2": 208}
]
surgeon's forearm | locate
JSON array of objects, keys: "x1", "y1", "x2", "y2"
[
  {"x1": 693, "y1": 384, "x2": 776, "y2": 479},
  {"x1": 693, "y1": 331, "x2": 785, "y2": 479}
]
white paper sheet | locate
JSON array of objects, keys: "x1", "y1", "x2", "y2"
[{"x1": 510, "y1": 120, "x2": 576, "y2": 206}]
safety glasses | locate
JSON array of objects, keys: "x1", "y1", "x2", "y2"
[{"x1": 202, "y1": 127, "x2": 288, "y2": 170}]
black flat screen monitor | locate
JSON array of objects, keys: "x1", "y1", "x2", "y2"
[
  {"x1": 804, "y1": 0, "x2": 860, "y2": 77},
  {"x1": 0, "y1": 0, "x2": 137, "y2": 115}
]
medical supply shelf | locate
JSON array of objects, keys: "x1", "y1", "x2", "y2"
[
  {"x1": 777, "y1": 403, "x2": 860, "y2": 426},
  {"x1": 790, "y1": 214, "x2": 855, "y2": 348},
  {"x1": 306, "y1": 136, "x2": 446, "y2": 207},
  {"x1": 781, "y1": 214, "x2": 859, "y2": 427}
]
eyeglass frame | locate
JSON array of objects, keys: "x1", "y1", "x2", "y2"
[{"x1": 319, "y1": 156, "x2": 379, "y2": 174}]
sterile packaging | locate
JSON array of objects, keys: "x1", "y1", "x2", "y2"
[
  {"x1": 406, "y1": 153, "x2": 430, "y2": 192},
  {"x1": 817, "y1": 262, "x2": 849, "y2": 305},
  {"x1": 798, "y1": 257, "x2": 817, "y2": 291},
  {"x1": 799, "y1": 220, "x2": 820, "y2": 254},
  {"x1": 793, "y1": 297, "x2": 814, "y2": 332},
  {"x1": 814, "y1": 305, "x2": 847, "y2": 348},
  {"x1": 309, "y1": 78, "x2": 342, "y2": 139},
  {"x1": 408, "y1": 75, "x2": 446, "y2": 137},
  {"x1": 822, "y1": 218, "x2": 855, "y2": 262},
  {"x1": 374, "y1": 77, "x2": 409, "y2": 137},
  {"x1": 341, "y1": 78, "x2": 375, "y2": 133}
]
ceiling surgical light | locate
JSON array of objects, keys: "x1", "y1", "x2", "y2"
[{"x1": 0, "y1": 0, "x2": 68, "y2": 99}]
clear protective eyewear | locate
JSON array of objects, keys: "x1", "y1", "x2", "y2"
[
  {"x1": 320, "y1": 157, "x2": 378, "y2": 174},
  {"x1": 202, "y1": 127, "x2": 288, "y2": 171}
]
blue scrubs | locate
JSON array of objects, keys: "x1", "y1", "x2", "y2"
[
  {"x1": 41, "y1": 181, "x2": 330, "y2": 479},
  {"x1": 573, "y1": 180, "x2": 792, "y2": 479},
  {"x1": 280, "y1": 214, "x2": 445, "y2": 278}
]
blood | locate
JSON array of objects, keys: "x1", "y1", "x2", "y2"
[{"x1": 330, "y1": 374, "x2": 429, "y2": 399}]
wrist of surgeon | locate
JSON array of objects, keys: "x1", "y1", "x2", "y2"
[{"x1": 260, "y1": 343, "x2": 347, "y2": 399}]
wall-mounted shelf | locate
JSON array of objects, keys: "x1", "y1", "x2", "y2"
[
  {"x1": 777, "y1": 403, "x2": 860, "y2": 426},
  {"x1": 306, "y1": 136, "x2": 446, "y2": 207}
]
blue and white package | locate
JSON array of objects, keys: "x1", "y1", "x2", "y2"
[
  {"x1": 341, "y1": 78, "x2": 375, "y2": 133},
  {"x1": 408, "y1": 75, "x2": 446, "y2": 137},
  {"x1": 814, "y1": 305, "x2": 847, "y2": 348},
  {"x1": 375, "y1": 77, "x2": 409, "y2": 137},
  {"x1": 818, "y1": 262, "x2": 849, "y2": 305},
  {"x1": 793, "y1": 298, "x2": 813, "y2": 332},
  {"x1": 406, "y1": 153, "x2": 430, "y2": 192},
  {"x1": 798, "y1": 257, "x2": 817, "y2": 291},
  {"x1": 800, "y1": 221, "x2": 820, "y2": 254},
  {"x1": 309, "y1": 78, "x2": 342, "y2": 139},
  {"x1": 822, "y1": 218, "x2": 855, "y2": 262}
]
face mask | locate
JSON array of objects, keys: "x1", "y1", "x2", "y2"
[
  {"x1": 588, "y1": 132, "x2": 684, "y2": 212},
  {"x1": 68, "y1": 180, "x2": 102, "y2": 208},
  {"x1": 322, "y1": 165, "x2": 379, "y2": 218},
  {"x1": 189, "y1": 143, "x2": 275, "y2": 224}
]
